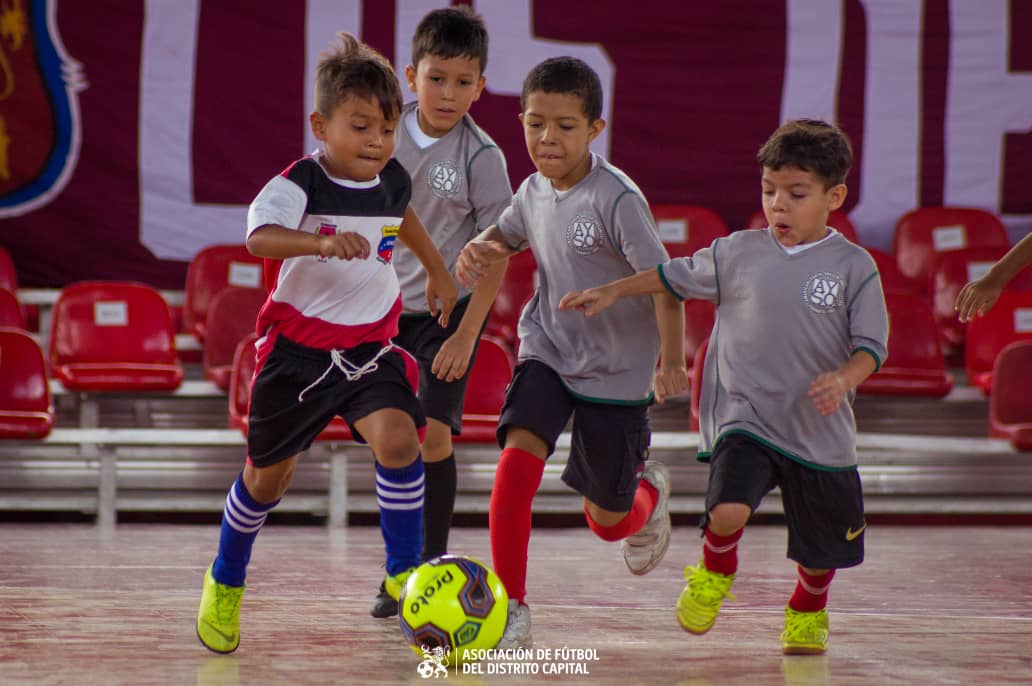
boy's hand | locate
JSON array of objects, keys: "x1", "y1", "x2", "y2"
[
  {"x1": 431, "y1": 329, "x2": 477, "y2": 382},
  {"x1": 426, "y1": 272, "x2": 458, "y2": 328},
  {"x1": 955, "y1": 276, "x2": 1005, "y2": 322},
  {"x1": 559, "y1": 287, "x2": 617, "y2": 317},
  {"x1": 318, "y1": 232, "x2": 370, "y2": 260},
  {"x1": 808, "y1": 371, "x2": 849, "y2": 415},
  {"x1": 456, "y1": 242, "x2": 509, "y2": 288},
  {"x1": 653, "y1": 364, "x2": 689, "y2": 404}
]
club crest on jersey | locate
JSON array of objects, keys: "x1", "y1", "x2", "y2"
[
  {"x1": 802, "y1": 271, "x2": 845, "y2": 313},
  {"x1": 566, "y1": 214, "x2": 605, "y2": 255},
  {"x1": 427, "y1": 159, "x2": 461, "y2": 198},
  {"x1": 0, "y1": 0, "x2": 86, "y2": 218},
  {"x1": 377, "y1": 224, "x2": 400, "y2": 264},
  {"x1": 316, "y1": 223, "x2": 336, "y2": 262}
]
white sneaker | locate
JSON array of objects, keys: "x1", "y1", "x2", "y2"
[
  {"x1": 621, "y1": 461, "x2": 672, "y2": 575},
  {"x1": 495, "y1": 599, "x2": 532, "y2": 649}
]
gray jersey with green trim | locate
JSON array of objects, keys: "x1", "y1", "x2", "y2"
[
  {"x1": 496, "y1": 154, "x2": 669, "y2": 403},
  {"x1": 393, "y1": 101, "x2": 512, "y2": 313},
  {"x1": 659, "y1": 228, "x2": 889, "y2": 468}
]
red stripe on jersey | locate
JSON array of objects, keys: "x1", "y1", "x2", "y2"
[
  {"x1": 255, "y1": 296, "x2": 402, "y2": 350},
  {"x1": 279, "y1": 155, "x2": 312, "y2": 178}
]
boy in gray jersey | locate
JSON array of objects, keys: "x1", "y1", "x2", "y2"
[
  {"x1": 457, "y1": 57, "x2": 689, "y2": 649},
  {"x1": 562, "y1": 120, "x2": 889, "y2": 655},
  {"x1": 370, "y1": 6, "x2": 513, "y2": 618}
]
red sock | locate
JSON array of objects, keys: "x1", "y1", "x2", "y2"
[
  {"x1": 489, "y1": 448, "x2": 544, "y2": 604},
  {"x1": 702, "y1": 527, "x2": 743, "y2": 576},
  {"x1": 789, "y1": 567, "x2": 836, "y2": 612},
  {"x1": 584, "y1": 478, "x2": 657, "y2": 541}
]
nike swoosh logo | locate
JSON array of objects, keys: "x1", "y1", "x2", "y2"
[
  {"x1": 845, "y1": 523, "x2": 867, "y2": 541},
  {"x1": 201, "y1": 620, "x2": 237, "y2": 644}
]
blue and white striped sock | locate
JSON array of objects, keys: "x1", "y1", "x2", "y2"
[
  {"x1": 376, "y1": 457, "x2": 425, "y2": 576},
  {"x1": 211, "y1": 473, "x2": 278, "y2": 587}
]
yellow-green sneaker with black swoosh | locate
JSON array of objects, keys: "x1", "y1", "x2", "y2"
[{"x1": 197, "y1": 565, "x2": 244, "y2": 654}]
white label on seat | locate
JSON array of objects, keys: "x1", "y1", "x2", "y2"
[
  {"x1": 1014, "y1": 309, "x2": 1032, "y2": 333},
  {"x1": 94, "y1": 301, "x2": 128, "y2": 326},
  {"x1": 967, "y1": 261, "x2": 993, "y2": 282},
  {"x1": 658, "y1": 219, "x2": 687, "y2": 243},
  {"x1": 932, "y1": 225, "x2": 966, "y2": 251},
  {"x1": 227, "y1": 262, "x2": 261, "y2": 287}
]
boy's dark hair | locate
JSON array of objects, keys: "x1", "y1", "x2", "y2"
[
  {"x1": 315, "y1": 32, "x2": 402, "y2": 121},
  {"x1": 520, "y1": 57, "x2": 603, "y2": 122},
  {"x1": 411, "y1": 6, "x2": 489, "y2": 74},
  {"x1": 756, "y1": 119, "x2": 853, "y2": 188}
]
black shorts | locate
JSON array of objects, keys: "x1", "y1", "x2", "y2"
[
  {"x1": 497, "y1": 359, "x2": 651, "y2": 512},
  {"x1": 246, "y1": 334, "x2": 425, "y2": 468},
  {"x1": 704, "y1": 432, "x2": 865, "y2": 569},
  {"x1": 395, "y1": 298, "x2": 482, "y2": 435}
]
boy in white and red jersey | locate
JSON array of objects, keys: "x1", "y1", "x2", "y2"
[
  {"x1": 195, "y1": 33, "x2": 457, "y2": 654},
  {"x1": 562, "y1": 119, "x2": 889, "y2": 655}
]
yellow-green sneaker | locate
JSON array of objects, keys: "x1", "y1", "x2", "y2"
[
  {"x1": 676, "y1": 563, "x2": 736, "y2": 634},
  {"x1": 384, "y1": 567, "x2": 416, "y2": 602},
  {"x1": 197, "y1": 565, "x2": 244, "y2": 654},
  {"x1": 781, "y1": 607, "x2": 829, "y2": 655}
]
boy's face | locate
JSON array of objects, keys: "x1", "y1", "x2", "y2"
[
  {"x1": 405, "y1": 55, "x2": 485, "y2": 138},
  {"x1": 519, "y1": 91, "x2": 605, "y2": 191},
  {"x1": 761, "y1": 166, "x2": 846, "y2": 247},
  {"x1": 309, "y1": 95, "x2": 397, "y2": 182}
]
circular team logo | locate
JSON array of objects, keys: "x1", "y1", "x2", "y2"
[
  {"x1": 802, "y1": 271, "x2": 846, "y2": 313},
  {"x1": 427, "y1": 159, "x2": 462, "y2": 198},
  {"x1": 566, "y1": 215, "x2": 605, "y2": 255}
]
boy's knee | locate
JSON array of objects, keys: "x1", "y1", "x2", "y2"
[
  {"x1": 373, "y1": 431, "x2": 422, "y2": 468},
  {"x1": 707, "y1": 502, "x2": 751, "y2": 535}
]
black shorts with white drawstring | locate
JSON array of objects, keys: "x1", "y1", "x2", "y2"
[{"x1": 246, "y1": 334, "x2": 425, "y2": 468}]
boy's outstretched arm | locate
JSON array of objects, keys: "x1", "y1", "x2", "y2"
[
  {"x1": 808, "y1": 351, "x2": 878, "y2": 416},
  {"x1": 559, "y1": 267, "x2": 666, "y2": 317},
  {"x1": 432, "y1": 256, "x2": 508, "y2": 382},
  {"x1": 455, "y1": 226, "x2": 517, "y2": 288},
  {"x1": 398, "y1": 206, "x2": 458, "y2": 327},
  {"x1": 651, "y1": 292, "x2": 688, "y2": 403},
  {"x1": 956, "y1": 232, "x2": 1032, "y2": 322}
]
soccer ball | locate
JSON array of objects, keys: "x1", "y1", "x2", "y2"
[{"x1": 399, "y1": 554, "x2": 508, "y2": 664}]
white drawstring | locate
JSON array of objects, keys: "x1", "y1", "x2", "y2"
[{"x1": 297, "y1": 343, "x2": 394, "y2": 402}]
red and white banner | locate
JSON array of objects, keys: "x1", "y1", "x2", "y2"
[{"x1": 1, "y1": 0, "x2": 1030, "y2": 288}]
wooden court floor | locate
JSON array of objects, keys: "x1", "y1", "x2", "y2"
[{"x1": 2, "y1": 522, "x2": 1031, "y2": 685}]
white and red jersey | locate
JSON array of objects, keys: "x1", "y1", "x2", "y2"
[{"x1": 246, "y1": 151, "x2": 412, "y2": 350}]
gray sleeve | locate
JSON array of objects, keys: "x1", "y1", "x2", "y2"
[
  {"x1": 468, "y1": 145, "x2": 513, "y2": 231},
  {"x1": 495, "y1": 182, "x2": 529, "y2": 251},
  {"x1": 611, "y1": 192, "x2": 670, "y2": 271},
  {"x1": 847, "y1": 268, "x2": 890, "y2": 369},
  {"x1": 657, "y1": 242, "x2": 720, "y2": 302}
]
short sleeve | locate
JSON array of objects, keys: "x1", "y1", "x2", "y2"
[
  {"x1": 495, "y1": 180, "x2": 530, "y2": 251},
  {"x1": 847, "y1": 267, "x2": 890, "y2": 369},
  {"x1": 247, "y1": 175, "x2": 307, "y2": 237},
  {"x1": 657, "y1": 241, "x2": 721, "y2": 302},
  {"x1": 610, "y1": 191, "x2": 670, "y2": 271},
  {"x1": 468, "y1": 145, "x2": 513, "y2": 232}
]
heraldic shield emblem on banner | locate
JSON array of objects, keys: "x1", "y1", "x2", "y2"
[{"x1": 0, "y1": 0, "x2": 84, "y2": 217}]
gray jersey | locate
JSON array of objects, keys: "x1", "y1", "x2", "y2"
[
  {"x1": 393, "y1": 102, "x2": 512, "y2": 312},
  {"x1": 497, "y1": 154, "x2": 670, "y2": 403},
  {"x1": 660, "y1": 229, "x2": 889, "y2": 469}
]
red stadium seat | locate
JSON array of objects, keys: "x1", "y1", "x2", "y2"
[
  {"x1": 228, "y1": 332, "x2": 353, "y2": 440},
  {"x1": 48, "y1": 281, "x2": 184, "y2": 391},
  {"x1": 988, "y1": 341, "x2": 1032, "y2": 451},
  {"x1": 745, "y1": 209, "x2": 859, "y2": 244},
  {"x1": 893, "y1": 207, "x2": 1009, "y2": 293},
  {"x1": 965, "y1": 291, "x2": 1032, "y2": 395},
  {"x1": 867, "y1": 247, "x2": 919, "y2": 296},
  {"x1": 456, "y1": 335, "x2": 514, "y2": 443},
  {"x1": 858, "y1": 292, "x2": 953, "y2": 397},
  {"x1": 184, "y1": 244, "x2": 264, "y2": 342},
  {"x1": 0, "y1": 245, "x2": 17, "y2": 292},
  {"x1": 929, "y1": 246, "x2": 1010, "y2": 354},
  {"x1": 486, "y1": 249, "x2": 537, "y2": 351},
  {"x1": 651, "y1": 205, "x2": 729, "y2": 258},
  {"x1": 202, "y1": 287, "x2": 266, "y2": 391},
  {"x1": 0, "y1": 327, "x2": 55, "y2": 439},
  {"x1": 0, "y1": 287, "x2": 25, "y2": 328}
]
